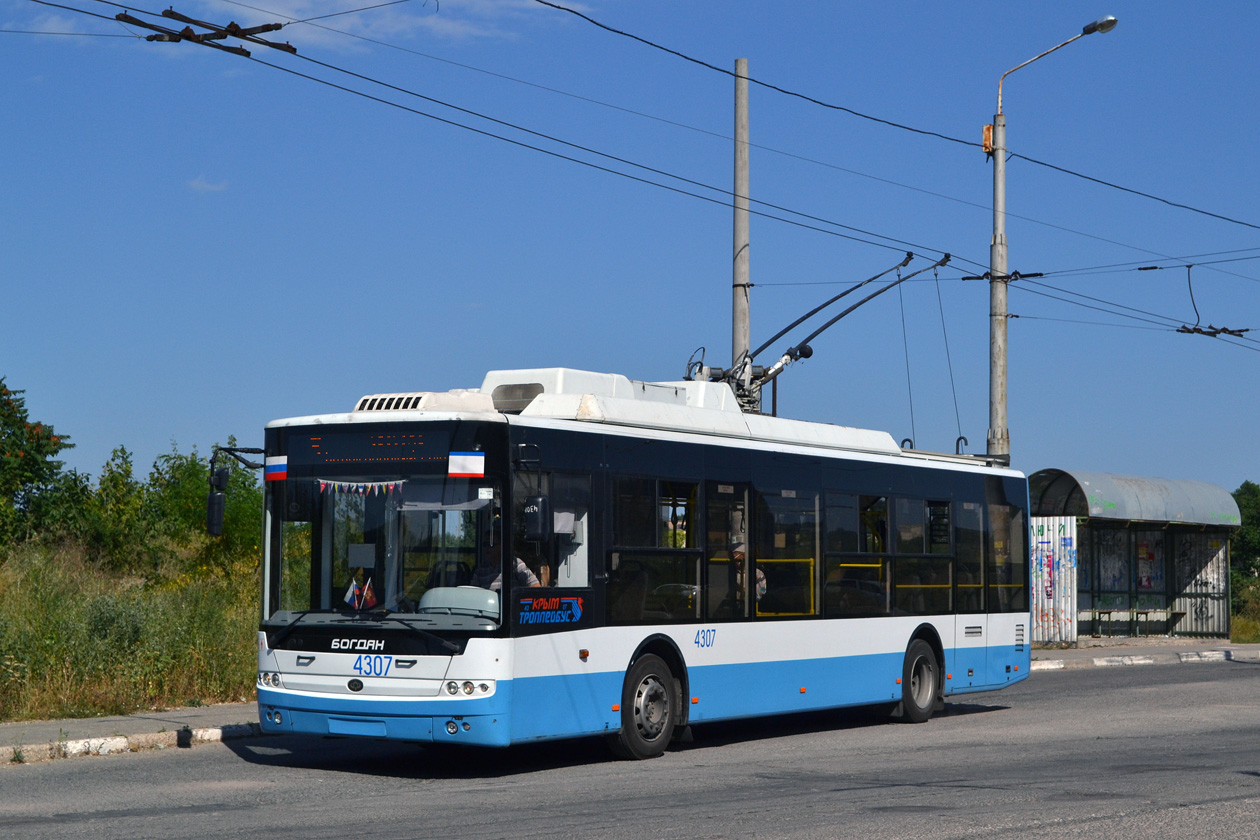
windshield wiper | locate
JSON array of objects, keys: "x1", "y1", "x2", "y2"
[
  {"x1": 266, "y1": 610, "x2": 313, "y2": 648},
  {"x1": 331, "y1": 612, "x2": 461, "y2": 653}
]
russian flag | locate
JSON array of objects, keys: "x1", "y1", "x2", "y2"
[
  {"x1": 265, "y1": 456, "x2": 288, "y2": 482},
  {"x1": 448, "y1": 451, "x2": 485, "y2": 478}
]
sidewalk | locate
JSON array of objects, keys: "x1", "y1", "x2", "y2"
[
  {"x1": 1031, "y1": 636, "x2": 1260, "y2": 671},
  {"x1": 0, "y1": 702, "x2": 259, "y2": 766},
  {"x1": 3, "y1": 638, "x2": 1258, "y2": 767}
]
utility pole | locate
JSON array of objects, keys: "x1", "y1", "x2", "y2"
[
  {"x1": 986, "y1": 15, "x2": 1117, "y2": 464},
  {"x1": 988, "y1": 111, "x2": 1009, "y2": 462},
  {"x1": 733, "y1": 57, "x2": 751, "y2": 401}
]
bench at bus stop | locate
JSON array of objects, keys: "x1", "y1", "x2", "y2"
[{"x1": 1085, "y1": 608, "x2": 1187, "y2": 637}]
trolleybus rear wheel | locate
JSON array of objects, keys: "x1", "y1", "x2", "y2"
[
  {"x1": 899, "y1": 639, "x2": 939, "y2": 724},
  {"x1": 610, "y1": 654, "x2": 675, "y2": 760}
]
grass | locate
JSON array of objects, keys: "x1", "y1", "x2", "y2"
[
  {"x1": 1232, "y1": 614, "x2": 1260, "y2": 644},
  {"x1": 0, "y1": 543, "x2": 258, "y2": 722},
  {"x1": 1232, "y1": 577, "x2": 1260, "y2": 644}
]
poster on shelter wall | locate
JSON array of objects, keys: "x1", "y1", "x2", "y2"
[{"x1": 1135, "y1": 533, "x2": 1165, "y2": 593}]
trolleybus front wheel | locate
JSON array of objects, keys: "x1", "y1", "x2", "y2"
[
  {"x1": 898, "y1": 639, "x2": 939, "y2": 724},
  {"x1": 609, "y1": 654, "x2": 676, "y2": 760}
]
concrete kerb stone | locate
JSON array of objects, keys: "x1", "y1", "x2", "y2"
[
  {"x1": 2, "y1": 722, "x2": 263, "y2": 768},
  {"x1": 1031, "y1": 647, "x2": 1260, "y2": 672}
]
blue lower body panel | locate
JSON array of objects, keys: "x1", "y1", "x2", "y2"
[
  {"x1": 258, "y1": 645, "x2": 1029, "y2": 746},
  {"x1": 257, "y1": 686, "x2": 514, "y2": 747}
]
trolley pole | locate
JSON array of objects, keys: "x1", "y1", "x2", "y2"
[{"x1": 733, "y1": 58, "x2": 751, "y2": 397}]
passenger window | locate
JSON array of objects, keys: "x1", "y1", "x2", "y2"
[
  {"x1": 927, "y1": 502, "x2": 951, "y2": 555},
  {"x1": 988, "y1": 503, "x2": 1027, "y2": 612},
  {"x1": 606, "y1": 478, "x2": 701, "y2": 623},
  {"x1": 825, "y1": 493, "x2": 859, "y2": 553},
  {"x1": 955, "y1": 502, "x2": 985, "y2": 612},
  {"x1": 613, "y1": 477, "x2": 656, "y2": 547},
  {"x1": 659, "y1": 481, "x2": 698, "y2": 549},
  {"x1": 860, "y1": 496, "x2": 888, "y2": 553},
  {"x1": 895, "y1": 498, "x2": 925, "y2": 555},
  {"x1": 894, "y1": 556, "x2": 951, "y2": 615},
  {"x1": 755, "y1": 489, "x2": 818, "y2": 617},
  {"x1": 824, "y1": 555, "x2": 890, "y2": 617}
]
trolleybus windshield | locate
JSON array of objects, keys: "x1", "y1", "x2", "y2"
[{"x1": 262, "y1": 424, "x2": 508, "y2": 635}]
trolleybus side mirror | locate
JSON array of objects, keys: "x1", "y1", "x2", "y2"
[
  {"x1": 524, "y1": 495, "x2": 552, "y2": 542},
  {"x1": 206, "y1": 466, "x2": 229, "y2": 536},
  {"x1": 207, "y1": 491, "x2": 226, "y2": 537}
]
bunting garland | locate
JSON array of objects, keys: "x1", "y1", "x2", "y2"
[{"x1": 318, "y1": 480, "x2": 403, "y2": 496}]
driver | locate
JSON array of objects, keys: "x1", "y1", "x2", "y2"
[{"x1": 470, "y1": 529, "x2": 540, "y2": 591}]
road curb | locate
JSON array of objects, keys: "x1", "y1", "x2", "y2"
[
  {"x1": 2, "y1": 722, "x2": 265, "y2": 768},
  {"x1": 1031, "y1": 648, "x2": 1260, "y2": 672}
]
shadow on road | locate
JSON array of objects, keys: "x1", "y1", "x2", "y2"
[{"x1": 222, "y1": 699, "x2": 1007, "y2": 778}]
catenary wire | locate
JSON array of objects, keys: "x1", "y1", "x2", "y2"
[
  {"x1": 211, "y1": 0, "x2": 1245, "y2": 275},
  {"x1": 45, "y1": 0, "x2": 982, "y2": 265},
  {"x1": 292, "y1": 0, "x2": 415, "y2": 24},
  {"x1": 197, "y1": 0, "x2": 1260, "y2": 284},
  {"x1": 1, "y1": 27, "x2": 135, "y2": 35},
  {"x1": 532, "y1": 0, "x2": 1260, "y2": 235}
]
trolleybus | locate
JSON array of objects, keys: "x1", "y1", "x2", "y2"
[{"x1": 250, "y1": 368, "x2": 1029, "y2": 759}]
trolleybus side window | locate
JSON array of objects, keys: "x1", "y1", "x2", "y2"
[
  {"x1": 512, "y1": 472, "x2": 591, "y2": 588},
  {"x1": 893, "y1": 498, "x2": 953, "y2": 615},
  {"x1": 754, "y1": 487, "x2": 819, "y2": 617},
  {"x1": 705, "y1": 482, "x2": 751, "y2": 621},
  {"x1": 987, "y1": 500, "x2": 1028, "y2": 612},
  {"x1": 955, "y1": 502, "x2": 985, "y2": 612},
  {"x1": 823, "y1": 492, "x2": 890, "y2": 618},
  {"x1": 607, "y1": 477, "x2": 700, "y2": 624}
]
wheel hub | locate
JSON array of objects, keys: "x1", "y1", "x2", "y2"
[{"x1": 634, "y1": 675, "x2": 669, "y2": 740}]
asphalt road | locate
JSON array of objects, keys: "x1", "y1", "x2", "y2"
[{"x1": 2, "y1": 661, "x2": 1259, "y2": 839}]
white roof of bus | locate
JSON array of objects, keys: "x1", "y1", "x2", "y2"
[{"x1": 267, "y1": 368, "x2": 1006, "y2": 469}]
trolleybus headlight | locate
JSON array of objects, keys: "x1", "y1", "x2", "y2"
[
  {"x1": 478, "y1": 683, "x2": 490, "y2": 693},
  {"x1": 445, "y1": 721, "x2": 458, "y2": 735},
  {"x1": 446, "y1": 681, "x2": 459, "y2": 696},
  {"x1": 462, "y1": 681, "x2": 475, "y2": 695}
]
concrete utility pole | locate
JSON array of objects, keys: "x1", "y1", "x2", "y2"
[
  {"x1": 988, "y1": 109, "x2": 1009, "y2": 462},
  {"x1": 733, "y1": 58, "x2": 751, "y2": 389},
  {"x1": 986, "y1": 15, "x2": 1117, "y2": 463}
]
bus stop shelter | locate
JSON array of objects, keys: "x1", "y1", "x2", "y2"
[{"x1": 1029, "y1": 469, "x2": 1240, "y2": 639}]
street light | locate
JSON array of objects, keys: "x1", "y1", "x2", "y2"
[{"x1": 985, "y1": 15, "x2": 1117, "y2": 464}]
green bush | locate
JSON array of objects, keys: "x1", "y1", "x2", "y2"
[{"x1": 0, "y1": 545, "x2": 258, "y2": 721}]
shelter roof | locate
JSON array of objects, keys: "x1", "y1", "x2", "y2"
[{"x1": 1029, "y1": 469, "x2": 1240, "y2": 527}]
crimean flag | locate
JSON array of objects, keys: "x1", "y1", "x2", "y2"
[{"x1": 448, "y1": 451, "x2": 485, "y2": 478}]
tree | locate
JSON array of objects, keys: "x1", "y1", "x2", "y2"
[
  {"x1": 0, "y1": 378, "x2": 72, "y2": 542},
  {"x1": 1230, "y1": 481, "x2": 1260, "y2": 615},
  {"x1": 1232, "y1": 482, "x2": 1260, "y2": 575}
]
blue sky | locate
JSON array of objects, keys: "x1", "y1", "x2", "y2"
[{"x1": 4, "y1": 0, "x2": 1258, "y2": 493}]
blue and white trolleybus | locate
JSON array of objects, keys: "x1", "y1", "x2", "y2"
[{"x1": 253, "y1": 368, "x2": 1030, "y2": 759}]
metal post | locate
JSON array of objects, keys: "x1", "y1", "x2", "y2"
[
  {"x1": 988, "y1": 112, "x2": 1009, "y2": 461},
  {"x1": 984, "y1": 16, "x2": 1117, "y2": 464},
  {"x1": 733, "y1": 58, "x2": 751, "y2": 388}
]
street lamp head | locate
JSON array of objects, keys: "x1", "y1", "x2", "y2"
[{"x1": 1082, "y1": 15, "x2": 1118, "y2": 36}]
